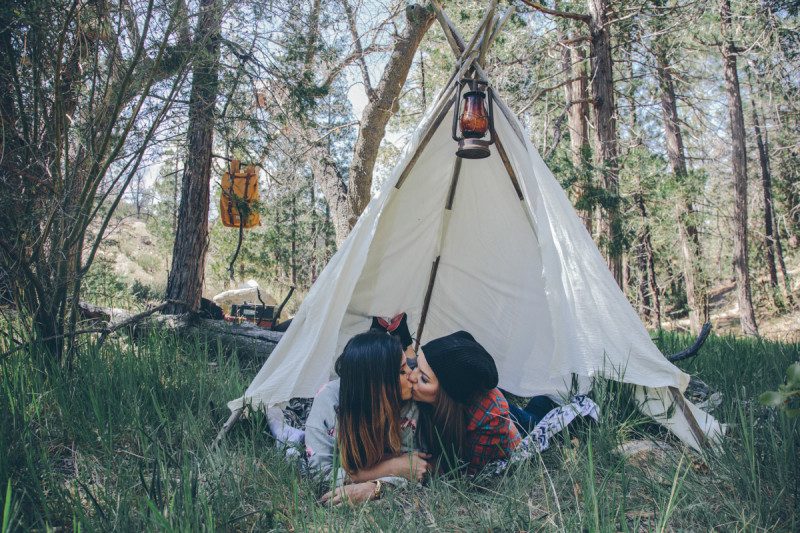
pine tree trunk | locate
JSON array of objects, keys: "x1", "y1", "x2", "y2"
[
  {"x1": 172, "y1": 153, "x2": 179, "y2": 235},
  {"x1": 623, "y1": 35, "x2": 661, "y2": 329},
  {"x1": 775, "y1": 222, "x2": 794, "y2": 305},
  {"x1": 751, "y1": 104, "x2": 779, "y2": 292},
  {"x1": 165, "y1": 0, "x2": 222, "y2": 314},
  {"x1": 290, "y1": 192, "x2": 297, "y2": 286},
  {"x1": 751, "y1": 98, "x2": 794, "y2": 305},
  {"x1": 645, "y1": 235, "x2": 661, "y2": 328},
  {"x1": 654, "y1": 43, "x2": 708, "y2": 333},
  {"x1": 635, "y1": 237, "x2": 651, "y2": 322},
  {"x1": 721, "y1": 0, "x2": 758, "y2": 336},
  {"x1": 561, "y1": 39, "x2": 592, "y2": 233},
  {"x1": 634, "y1": 190, "x2": 662, "y2": 328},
  {"x1": 587, "y1": 0, "x2": 622, "y2": 286}
]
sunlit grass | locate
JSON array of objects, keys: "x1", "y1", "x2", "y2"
[{"x1": 0, "y1": 328, "x2": 797, "y2": 530}]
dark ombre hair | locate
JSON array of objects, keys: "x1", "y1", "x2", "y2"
[
  {"x1": 418, "y1": 387, "x2": 468, "y2": 474},
  {"x1": 334, "y1": 331, "x2": 404, "y2": 474}
]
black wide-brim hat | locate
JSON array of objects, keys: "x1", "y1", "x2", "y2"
[{"x1": 421, "y1": 330, "x2": 498, "y2": 404}]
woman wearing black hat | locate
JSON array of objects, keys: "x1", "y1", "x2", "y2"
[{"x1": 408, "y1": 331, "x2": 521, "y2": 474}]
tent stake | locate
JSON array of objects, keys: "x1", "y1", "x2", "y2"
[
  {"x1": 668, "y1": 387, "x2": 709, "y2": 449},
  {"x1": 212, "y1": 407, "x2": 243, "y2": 449}
]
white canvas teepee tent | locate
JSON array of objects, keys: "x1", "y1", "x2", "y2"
[{"x1": 226, "y1": 7, "x2": 724, "y2": 451}]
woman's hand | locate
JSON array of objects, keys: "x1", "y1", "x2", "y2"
[
  {"x1": 319, "y1": 482, "x2": 378, "y2": 506},
  {"x1": 386, "y1": 451, "x2": 432, "y2": 481},
  {"x1": 347, "y1": 452, "x2": 432, "y2": 483}
]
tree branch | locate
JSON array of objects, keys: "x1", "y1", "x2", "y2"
[
  {"x1": 518, "y1": 0, "x2": 590, "y2": 24},
  {"x1": 341, "y1": 0, "x2": 375, "y2": 100},
  {"x1": 0, "y1": 300, "x2": 185, "y2": 358}
]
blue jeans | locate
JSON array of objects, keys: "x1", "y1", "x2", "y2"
[{"x1": 508, "y1": 395, "x2": 558, "y2": 433}]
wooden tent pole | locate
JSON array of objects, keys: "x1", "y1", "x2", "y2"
[
  {"x1": 487, "y1": 8, "x2": 515, "y2": 52},
  {"x1": 426, "y1": 0, "x2": 492, "y2": 113},
  {"x1": 431, "y1": 0, "x2": 495, "y2": 62},
  {"x1": 212, "y1": 406, "x2": 243, "y2": 449},
  {"x1": 494, "y1": 134, "x2": 524, "y2": 201},
  {"x1": 431, "y1": 0, "x2": 461, "y2": 56},
  {"x1": 668, "y1": 387, "x2": 710, "y2": 449},
  {"x1": 414, "y1": 257, "x2": 440, "y2": 352},
  {"x1": 395, "y1": 91, "x2": 456, "y2": 190},
  {"x1": 445, "y1": 156, "x2": 463, "y2": 210},
  {"x1": 477, "y1": 0, "x2": 498, "y2": 68},
  {"x1": 396, "y1": 10, "x2": 502, "y2": 193},
  {"x1": 433, "y1": 4, "x2": 529, "y2": 147},
  {"x1": 433, "y1": 1, "x2": 510, "y2": 62},
  {"x1": 414, "y1": 157, "x2": 464, "y2": 351}
]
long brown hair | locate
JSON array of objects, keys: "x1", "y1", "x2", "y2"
[
  {"x1": 335, "y1": 331, "x2": 404, "y2": 474},
  {"x1": 418, "y1": 388, "x2": 468, "y2": 473}
]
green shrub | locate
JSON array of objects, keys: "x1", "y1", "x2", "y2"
[{"x1": 760, "y1": 361, "x2": 800, "y2": 417}]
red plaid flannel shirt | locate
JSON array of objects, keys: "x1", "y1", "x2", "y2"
[{"x1": 465, "y1": 388, "x2": 521, "y2": 472}]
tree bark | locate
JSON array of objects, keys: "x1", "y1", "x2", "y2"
[
  {"x1": 560, "y1": 40, "x2": 592, "y2": 233},
  {"x1": 751, "y1": 104, "x2": 779, "y2": 290},
  {"x1": 586, "y1": 0, "x2": 622, "y2": 286},
  {"x1": 721, "y1": 0, "x2": 758, "y2": 336},
  {"x1": 633, "y1": 190, "x2": 662, "y2": 329},
  {"x1": 654, "y1": 41, "x2": 708, "y2": 333},
  {"x1": 165, "y1": 0, "x2": 222, "y2": 314},
  {"x1": 751, "y1": 99, "x2": 794, "y2": 305},
  {"x1": 319, "y1": 2, "x2": 434, "y2": 245}
]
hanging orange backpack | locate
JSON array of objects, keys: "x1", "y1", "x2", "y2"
[{"x1": 220, "y1": 160, "x2": 260, "y2": 228}]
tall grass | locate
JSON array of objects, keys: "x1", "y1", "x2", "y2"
[{"x1": 0, "y1": 329, "x2": 797, "y2": 530}]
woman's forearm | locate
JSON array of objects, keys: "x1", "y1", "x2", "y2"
[{"x1": 348, "y1": 457, "x2": 402, "y2": 483}]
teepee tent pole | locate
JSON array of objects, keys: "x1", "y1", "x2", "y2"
[
  {"x1": 433, "y1": 4, "x2": 528, "y2": 147},
  {"x1": 212, "y1": 407, "x2": 243, "y2": 449},
  {"x1": 414, "y1": 156, "x2": 464, "y2": 351},
  {"x1": 668, "y1": 387, "x2": 710, "y2": 448},
  {"x1": 395, "y1": 90, "x2": 457, "y2": 189},
  {"x1": 445, "y1": 156, "x2": 463, "y2": 210},
  {"x1": 415, "y1": 256, "x2": 440, "y2": 352},
  {"x1": 487, "y1": 8, "x2": 515, "y2": 52},
  {"x1": 396, "y1": 31, "x2": 490, "y2": 190},
  {"x1": 426, "y1": 2, "x2": 493, "y2": 113},
  {"x1": 494, "y1": 135, "x2": 524, "y2": 201},
  {"x1": 477, "y1": 0, "x2": 498, "y2": 68}
]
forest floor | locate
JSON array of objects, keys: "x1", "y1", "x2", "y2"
[
  {"x1": 3, "y1": 217, "x2": 798, "y2": 530},
  {"x1": 95, "y1": 215, "x2": 290, "y2": 311},
  {"x1": 1, "y1": 328, "x2": 797, "y2": 530},
  {"x1": 665, "y1": 276, "x2": 800, "y2": 342}
]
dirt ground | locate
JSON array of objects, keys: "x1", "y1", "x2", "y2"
[{"x1": 664, "y1": 276, "x2": 800, "y2": 342}]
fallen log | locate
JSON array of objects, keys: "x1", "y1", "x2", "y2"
[
  {"x1": 2, "y1": 300, "x2": 185, "y2": 358},
  {"x1": 193, "y1": 318, "x2": 282, "y2": 360},
  {"x1": 77, "y1": 301, "x2": 282, "y2": 360}
]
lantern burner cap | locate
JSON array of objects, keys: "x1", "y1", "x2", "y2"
[{"x1": 456, "y1": 139, "x2": 492, "y2": 159}]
